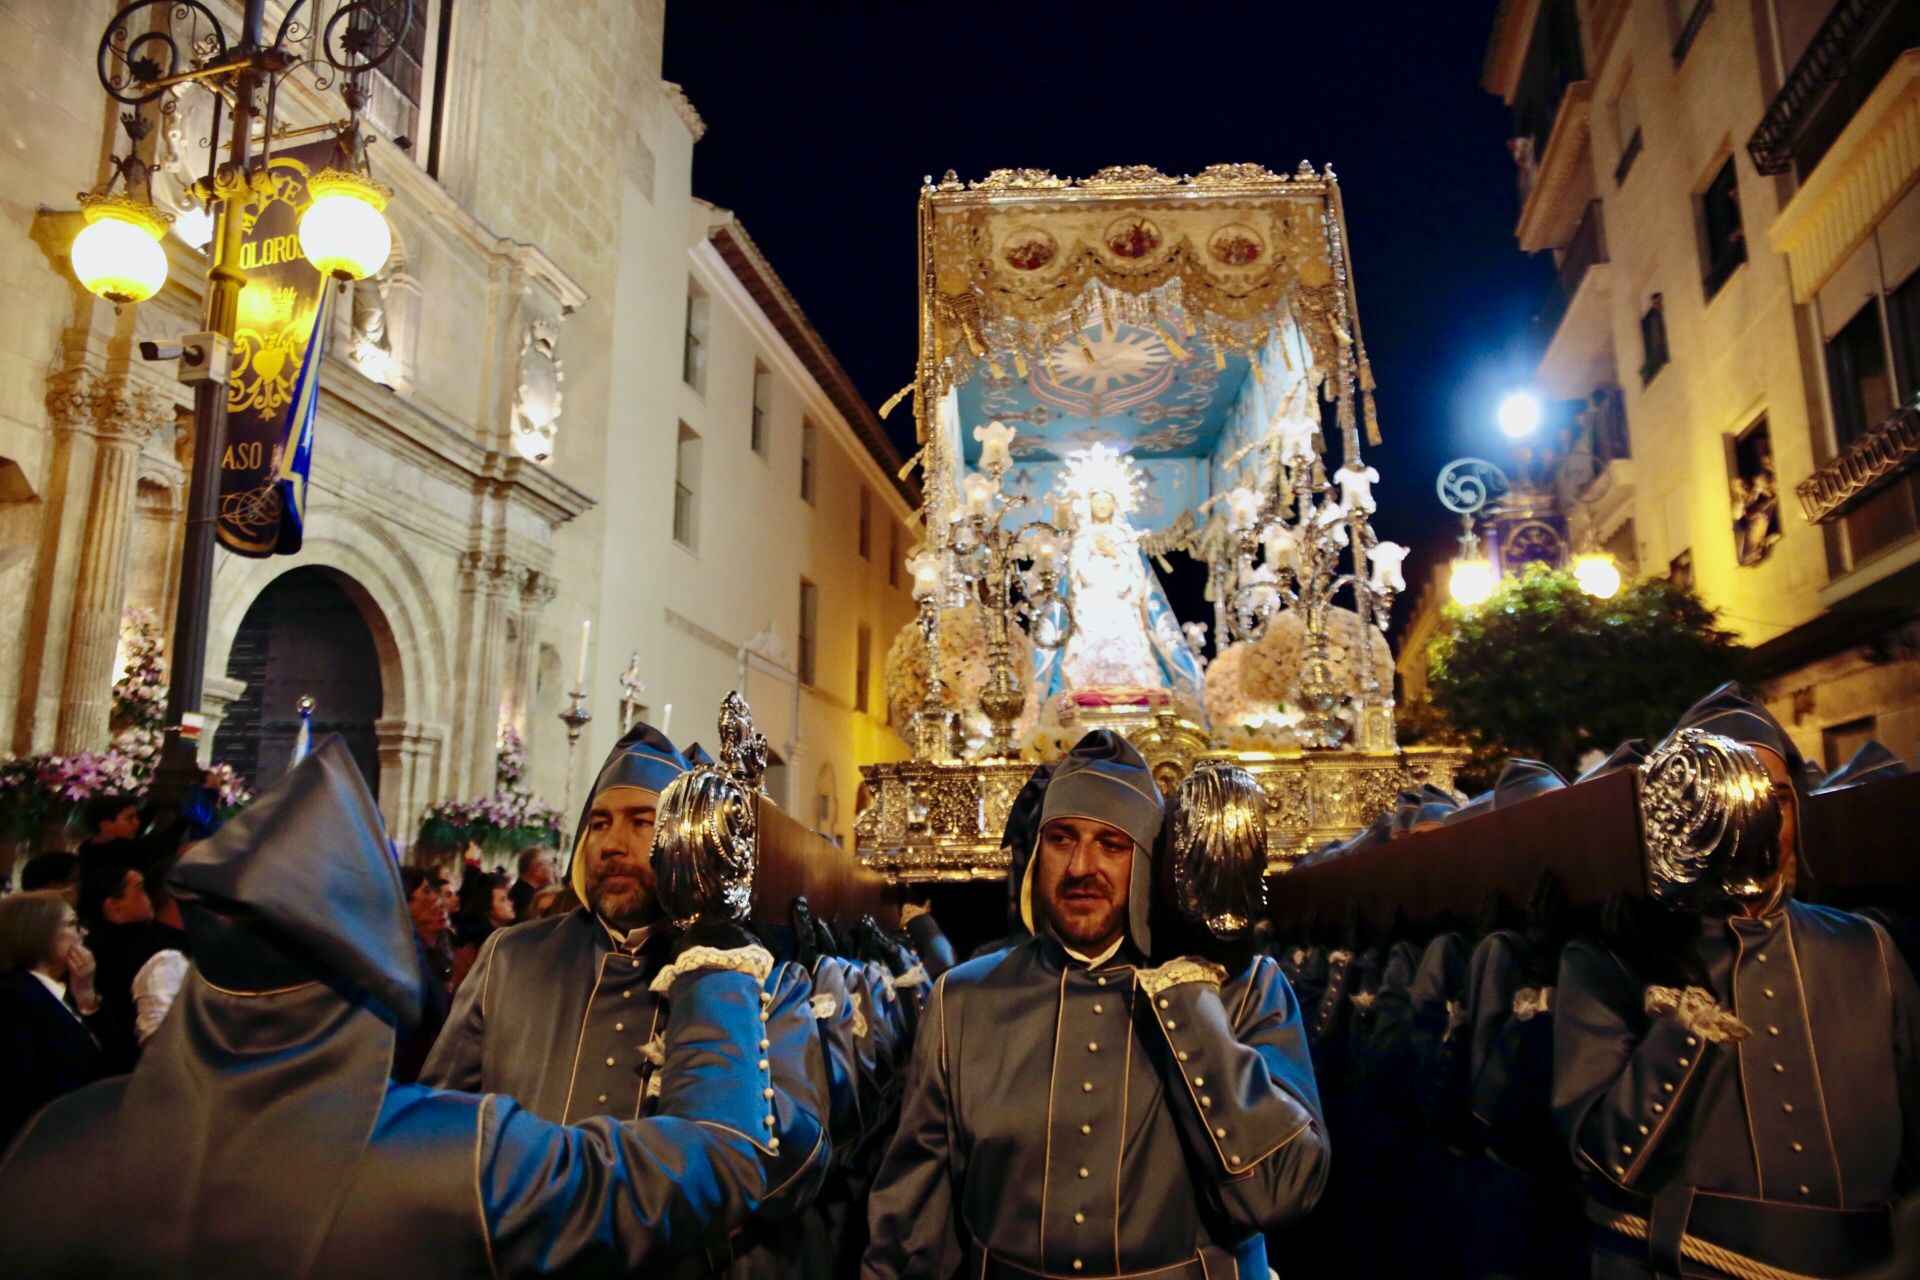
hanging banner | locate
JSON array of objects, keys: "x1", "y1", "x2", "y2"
[{"x1": 217, "y1": 141, "x2": 336, "y2": 557}]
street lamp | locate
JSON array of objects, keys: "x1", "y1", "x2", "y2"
[
  {"x1": 1573, "y1": 551, "x2": 1622, "y2": 599},
  {"x1": 1448, "y1": 554, "x2": 1497, "y2": 607},
  {"x1": 1496, "y1": 389, "x2": 1543, "y2": 439},
  {"x1": 89, "y1": 0, "x2": 414, "y2": 803},
  {"x1": 299, "y1": 168, "x2": 394, "y2": 281},
  {"x1": 1436, "y1": 457, "x2": 1511, "y2": 610}
]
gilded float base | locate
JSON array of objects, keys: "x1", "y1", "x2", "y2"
[{"x1": 855, "y1": 730, "x2": 1464, "y2": 884}]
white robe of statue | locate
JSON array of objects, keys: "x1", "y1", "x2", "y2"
[{"x1": 1059, "y1": 492, "x2": 1163, "y2": 690}]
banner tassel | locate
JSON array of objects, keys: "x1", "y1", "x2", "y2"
[{"x1": 879, "y1": 382, "x2": 915, "y2": 419}]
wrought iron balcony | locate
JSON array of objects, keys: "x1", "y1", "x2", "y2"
[
  {"x1": 1748, "y1": 0, "x2": 1919, "y2": 177},
  {"x1": 1796, "y1": 402, "x2": 1920, "y2": 523}
]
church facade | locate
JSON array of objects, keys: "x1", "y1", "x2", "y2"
[{"x1": 0, "y1": 0, "x2": 912, "y2": 851}]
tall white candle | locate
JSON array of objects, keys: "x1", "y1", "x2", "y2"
[
  {"x1": 662, "y1": 703, "x2": 673, "y2": 737},
  {"x1": 575, "y1": 619, "x2": 591, "y2": 688}
]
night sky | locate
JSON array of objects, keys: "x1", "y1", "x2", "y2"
[{"x1": 664, "y1": 1, "x2": 1553, "y2": 629}]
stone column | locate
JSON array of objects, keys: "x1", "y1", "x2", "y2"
[
  {"x1": 453, "y1": 552, "x2": 520, "y2": 795},
  {"x1": 509, "y1": 569, "x2": 556, "y2": 730},
  {"x1": 377, "y1": 717, "x2": 444, "y2": 854},
  {"x1": 53, "y1": 378, "x2": 170, "y2": 753},
  {"x1": 197, "y1": 674, "x2": 249, "y2": 767}
]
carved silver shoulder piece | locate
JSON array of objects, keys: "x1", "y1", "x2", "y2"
[
  {"x1": 654, "y1": 694, "x2": 768, "y2": 926},
  {"x1": 1638, "y1": 728, "x2": 1782, "y2": 911},
  {"x1": 719, "y1": 691, "x2": 770, "y2": 792},
  {"x1": 1169, "y1": 761, "x2": 1269, "y2": 940}
]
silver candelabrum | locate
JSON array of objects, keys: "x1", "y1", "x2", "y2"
[
  {"x1": 1222, "y1": 445, "x2": 1400, "y2": 752},
  {"x1": 557, "y1": 687, "x2": 592, "y2": 823},
  {"x1": 911, "y1": 446, "x2": 1073, "y2": 760}
]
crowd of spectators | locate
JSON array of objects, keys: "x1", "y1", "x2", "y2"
[{"x1": 0, "y1": 791, "x2": 574, "y2": 1139}]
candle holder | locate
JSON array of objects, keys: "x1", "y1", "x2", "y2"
[{"x1": 558, "y1": 686, "x2": 592, "y2": 825}]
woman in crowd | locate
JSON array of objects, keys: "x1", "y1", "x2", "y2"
[
  {"x1": 450, "y1": 867, "x2": 514, "y2": 991},
  {"x1": 0, "y1": 891, "x2": 114, "y2": 1146}
]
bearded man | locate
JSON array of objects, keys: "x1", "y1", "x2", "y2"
[
  {"x1": 862, "y1": 730, "x2": 1328, "y2": 1280},
  {"x1": 421, "y1": 722, "x2": 830, "y2": 1273}
]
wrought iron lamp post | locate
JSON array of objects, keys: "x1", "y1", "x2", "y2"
[{"x1": 86, "y1": 0, "x2": 413, "y2": 802}]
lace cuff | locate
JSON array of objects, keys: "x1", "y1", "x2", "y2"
[
  {"x1": 1512, "y1": 986, "x2": 1553, "y2": 1021},
  {"x1": 809, "y1": 993, "x2": 838, "y2": 1019},
  {"x1": 900, "y1": 901, "x2": 930, "y2": 925},
  {"x1": 1349, "y1": 989, "x2": 1377, "y2": 1012},
  {"x1": 1644, "y1": 985, "x2": 1750, "y2": 1043},
  {"x1": 649, "y1": 944, "x2": 776, "y2": 994},
  {"x1": 1443, "y1": 999, "x2": 1468, "y2": 1041},
  {"x1": 889, "y1": 963, "x2": 929, "y2": 992},
  {"x1": 1137, "y1": 957, "x2": 1229, "y2": 996},
  {"x1": 1327, "y1": 949, "x2": 1354, "y2": 965}
]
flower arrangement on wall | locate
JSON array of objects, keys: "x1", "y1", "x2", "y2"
[
  {"x1": 0, "y1": 610, "x2": 255, "y2": 846},
  {"x1": 414, "y1": 722, "x2": 562, "y2": 864}
]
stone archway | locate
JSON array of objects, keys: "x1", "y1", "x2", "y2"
[
  {"x1": 206, "y1": 506, "x2": 450, "y2": 841},
  {"x1": 211, "y1": 566, "x2": 385, "y2": 795}
]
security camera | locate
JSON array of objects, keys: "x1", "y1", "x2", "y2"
[{"x1": 138, "y1": 340, "x2": 184, "y2": 362}]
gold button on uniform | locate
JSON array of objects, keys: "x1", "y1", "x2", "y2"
[
  {"x1": 1087, "y1": 1042, "x2": 1098, "y2": 1053},
  {"x1": 1077, "y1": 1167, "x2": 1089, "y2": 1179},
  {"x1": 1773, "y1": 1063, "x2": 1784, "y2": 1073},
  {"x1": 1073, "y1": 1263, "x2": 1083, "y2": 1272},
  {"x1": 1783, "y1": 1103, "x2": 1794, "y2": 1114},
  {"x1": 597, "y1": 1093, "x2": 607, "y2": 1103},
  {"x1": 614, "y1": 1022, "x2": 624, "y2": 1032},
  {"x1": 1662, "y1": 1083, "x2": 1674, "y2": 1094},
  {"x1": 1194, "y1": 1076, "x2": 1204, "y2": 1087},
  {"x1": 1074, "y1": 1212, "x2": 1085, "y2": 1224},
  {"x1": 1214, "y1": 1127, "x2": 1226, "y2": 1139},
  {"x1": 605, "y1": 1056, "x2": 616, "y2": 1067},
  {"x1": 1653, "y1": 1103, "x2": 1665, "y2": 1114},
  {"x1": 1763, "y1": 988, "x2": 1775, "y2": 999},
  {"x1": 1080, "y1": 1123, "x2": 1091, "y2": 1135},
  {"x1": 621, "y1": 989, "x2": 631, "y2": 999},
  {"x1": 1165, "y1": 1019, "x2": 1177, "y2": 1030},
  {"x1": 1093, "y1": 1003, "x2": 1104, "y2": 1014},
  {"x1": 1678, "y1": 1058, "x2": 1691, "y2": 1067},
  {"x1": 1082, "y1": 1081, "x2": 1093, "y2": 1093},
  {"x1": 1769, "y1": 1026, "x2": 1780, "y2": 1036},
  {"x1": 1792, "y1": 1142, "x2": 1804, "y2": 1152}
]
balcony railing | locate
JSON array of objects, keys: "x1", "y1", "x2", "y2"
[
  {"x1": 1797, "y1": 402, "x2": 1920, "y2": 523},
  {"x1": 1531, "y1": 201, "x2": 1608, "y2": 347},
  {"x1": 1672, "y1": 0, "x2": 1714, "y2": 66},
  {"x1": 1748, "y1": 0, "x2": 1919, "y2": 176}
]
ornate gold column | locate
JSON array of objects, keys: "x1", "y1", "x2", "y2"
[{"x1": 52, "y1": 373, "x2": 170, "y2": 753}]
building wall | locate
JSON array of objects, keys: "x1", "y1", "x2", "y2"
[
  {"x1": 1481, "y1": 0, "x2": 1920, "y2": 768},
  {"x1": 0, "y1": 0, "x2": 910, "y2": 849}
]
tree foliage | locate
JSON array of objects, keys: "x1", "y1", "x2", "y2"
[{"x1": 1425, "y1": 567, "x2": 1742, "y2": 778}]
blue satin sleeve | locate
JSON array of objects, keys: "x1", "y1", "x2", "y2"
[{"x1": 479, "y1": 961, "x2": 828, "y2": 1275}]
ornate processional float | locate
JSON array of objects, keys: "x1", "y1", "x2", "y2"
[{"x1": 857, "y1": 164, "x2": 1463, "y2": 886}]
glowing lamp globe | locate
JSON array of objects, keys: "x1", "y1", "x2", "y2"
[
  {"x1": 72, "y1": 196, "x2": 171, "y2": 304},
  {"x1": 299, "y1": 170, "x2": 393, "y2": 281},
  {"x1": 1496, "y1": 389, "x2": 1543, "y2": 439},
  {"x1": 1449, "y1": 557, "x2": 1497, "y2": 607},
  {"x1": 1574, "y1": 552, "x2": 1622, "y2": 599}
]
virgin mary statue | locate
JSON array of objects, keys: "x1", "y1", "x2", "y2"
[{"x1": 1033, "y1": 444, "x2": 1204, "y2": 702}]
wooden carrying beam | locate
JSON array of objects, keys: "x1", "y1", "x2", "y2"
[
  {"x1": 753, "y1": 799, "x2": 897, "y2": 930},
  {"x1": 1799, "y1": 771, "x2": 1920, "y2": 895},
  {"x1": 1268, "y1": 770, "x2": 1648, "y2": 932},
  {"x1": 1266, "y1": 768, "x2": 1920, "y2": 933}
]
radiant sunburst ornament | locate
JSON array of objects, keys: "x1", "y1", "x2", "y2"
[{"x1": 1056, "y1": 442, "x2": 1145, "y2": 522}]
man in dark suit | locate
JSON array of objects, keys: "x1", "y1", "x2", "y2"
[{"x1": 0, "y1": 891, "x2": 112, "y2": 1147}]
